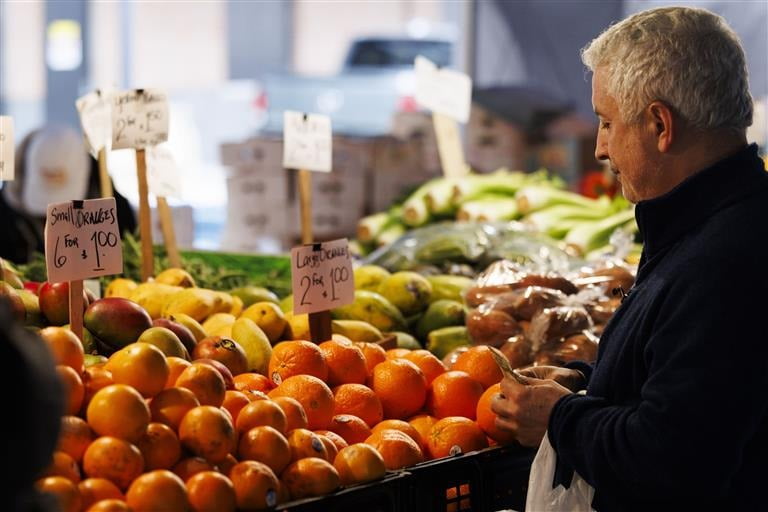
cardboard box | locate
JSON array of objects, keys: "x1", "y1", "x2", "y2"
[
  {"x1": 391, "y1": 112, "x2": 441, "y2": 172},
  {"x1": 220, "y1": 137, "x2": 283, "y2": 170},
  {"x1": 466, "y1": 104, "x2": 528, "y2": 173},
  {"x1": 369, "y1": 137, "x2": 440, "y2": 212}
]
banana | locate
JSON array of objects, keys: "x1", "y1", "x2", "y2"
[
  {"x1": 130, "y1": 282, "x2": 184, "y2": 319},
  {"x1": 162, "y1": 287, "x2": 219, "y2": 322},
  {"x1": 169, "y1": 313, "x2": 207, "y2": 342},
  {"x1": 426, "y1": 275, "x2": 474, "y2": 304},
  {"x1": 332, "y1": 290, "x2": 407, "y2": 333},
  {"x1": 377, "y1": 271, "x2": 433, "y2": 316},
  {"x1": 231, "y1": 317, "x2": 272, "y2": 374},
  {"x1": 202, "y1": 313, "x2": 237, "y2": 337},
  {"x1": 331, "y1": 319, "x2": 384, "y2": 343},
  {"x1": 155, "y1": 268, "x2": 196, "y2": 287},
  {"x1": 105, "y1": 278, "x2": 139, "y2": 299}
]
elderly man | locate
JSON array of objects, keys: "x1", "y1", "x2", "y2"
[{"x1": 492, "y1": 6, "x2": 768, "y2": 511}]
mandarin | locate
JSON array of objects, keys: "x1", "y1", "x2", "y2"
[
  {"x1": 125, "y1": 469, "x2": 188, "y2": 511},
  {"x1": 425, "y1": 371, "x2": 483, "y2": 420},
  {"x1": 179, "y1": 405, "x2": 236, "y2": 463},
  {"x1": 237, "y1": 425, "x2": 291, "y2": 475},
  {"x1": 403, "y1": 349, "x2": 447, "y2": 385},
  {"x1": 272, "y1": 396, "x2": 309, "y2": 432},
  {"x1": 427, "y1": 416, "x2": 488, "y2": 459},
  {"x1": 105, "y1": 343, "x2": 169, "y2": 398},
  {"x1": 333, "y1": 443, "x2": 386, "y2": 486},
  {"x1": 137, "y1": 422, "x2": 182, "y2": 470},
  {"x1": 229, "y1": 460, "x2": 280, "y2": 510},
  {"x1": 368, "y1": 359, "x2": 427, "y2": 419},
  {"x1": 40, "y1": 326, "x2": 85, "y2": 374},
  {"x1": 175, "y1": 362, "x2": 226, "y2": 407},
  {"x1": 87, "y1": 384, "x2": 150, "y2": 443},
  {"x1": 452, "y1": 345, "x2": 505, "y2": 389},
  {"x1": 357, "y1": 342, "x2": 387, "y2": 375},
  {"x1": 364, "y1": 428, "x2": 423, "y2": 470},
  {"x1": 36, "y1": 476, "x2": 81, "y2": 512},
  {"x1": 82, "y1": 436, "x2": 144, "y2": 491},
  {"x1": 268, "y1": 340, "x2": 328, "y2": 385},
  {"x1": 281, "y1": 457, "x2": 340, "y2": 500},
  {"x1": 329, "y1": 414, "x2": 372, "y2": 444},
  {"x1": 186, "y1": 471, "x2": 237, "y2": 512},
  {"x1": 268, "y1": 374, "x2": 334, "y2": 429},
  {"x1": 332, "y1": 383, "x2": 383, "y2": 428},
  {"x1": 149, "y1": 387, "x2": 200, "y2": 431},
  {"x1": 235, "y1": 399, "x2": 287, "y2": 434},
  {"x1": 319, "y1": 338, "x2": 368, "y2": 385},
  {"x1": 57, "y1": 415, "x2": 94, "y2": 463},
  {"x1": 286, "y1": 428, "x2": 328, "y2": 462},
  {"x1": 77, "y1": 478, "x2": 124, "y2": 510},
  {"x1": 476, "y1": 383, "x2": 517, "y2": 445},
  {"x1": 165, "y1": 356, "x2": 191, "y2": 388},
  {"x1": 57, "y1": 365, "x2": 85, "y2": 416}
]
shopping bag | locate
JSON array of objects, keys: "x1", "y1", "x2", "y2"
[{"x1": 525, "y1": 432, "x2": 595, "y2": 512}]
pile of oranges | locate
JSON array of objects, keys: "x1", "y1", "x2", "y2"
[{"x1": 36, "y1": 325, "x2": 513, "y2": 511}]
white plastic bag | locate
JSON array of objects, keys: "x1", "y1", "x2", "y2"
[{"x1": 525, "y1": 432, "x2": 595, "y2": 512}]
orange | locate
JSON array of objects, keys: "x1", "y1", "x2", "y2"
[
  {"x1": 36, "y1": 476, "x2": 81, "y2": 512},
  {"x1": 57, "y1": 415, "x2": 94, "y2": 463},
  {"x1": 476, "y1": 383, "x2": 517, "y2": 445},
  {"x1": 233, "y1": 372, "x2": 274, "y2": 393},
  {"x1": 77, "y1": 478, "x2": 124, "y2": 510},
  {"x1": 105, "y1": 343, "x2": 170, "y2": 398},
  {"x1": 281, "y1": 457, "x2": 340, "y2": 500},
  {"x1": 125, "y1": 469, "x2": 189, "y2": 511},
  {"x1": 268, "y1": 340, "x2": 328, "y2": 385},
  {"x1": 175, "y1": 362, "x2": 226, "y2": 407},
  {"x1": 426, "y1": 371, "x2": 484, "y2": 420},
  {"x1": 316, "y1": 433, "x2": 339, "y2": 462},
  {"x1": 368, "y1": 359, "x2": 427, "y2": 419},
  {"x1": 222, "y1": 390, "x2": 251, "y2": 422},
  {"x1": 172, "y1": 456, "x2": 216, "y2": 482},
  {"x1": 217, "y1": 453, "x2": 239, "y2": 477},
  {"x1": 165, "y1": 356, "x2": 191, "y2": 388},
  {"x1": 403, "y1": 349, "x2": 447, "y2": 385},
  {"x1": 81, "y1": 364, "x2": 114, "y2": 413},
  {"x1": 179, "y1": 405, "x2": 236, "y2": 463},
  {"x1": 314, "y1": 430, "x2": 348, "y2": 452},
  {"x1": 43, "y1": 450, "x2": 81, "y2": 483},
  {"x1": 319, "y1": 338, "x2": 368, "y2": 385},
  {"x1": 137, "y1": 422, "x2": 182, "y2": 470},
  {"x1": 364, "y1": 429, "x2": 423, "y2": 470},
  {"x1": 57, "y1": 365, "x2": 85, "y2": 416},
  {"x1": 40, "y1": 326, "x2": 85, "y2": 374},
  {"x1": 186, "y1": 471, "x2": 237, "y2": 512},
  {"x1": 452, "y1": 346, "x2": 504, "y2": 389},
  {"x1": 85, "y1": 499, "x2": 130, "y2": 512},
  {"x1": 237, "y1": 425, "x2": 291, "y2": 475},
  {"x1": 357, "y1": 342, "x2": 386, "y2": 375},
  {"x1": 272, "y1": 396, "x2": 309, "y2": 432},
  {"x1": 87, "y1": 384, "x2": 150, "y2": 443},
  {"x1": 329, "y1": 414, "x2": 372, "y2": 444},
  {"x1": 371, "y1": 419, "x2": 422, "y2": 449},
  {"x1": 332, "y1": 383, "x2": 383, "y2": 428},
  {"x1": 82, "y1": 436, "x2": 144, "y2": 490},
  {"x1": 427, "y1": 416, "x2": 488, "y2": 459},
  {"x1": 333, "y1": 443, "x2": 386, "y2": 486},
  {"x1": 229, "y1": 460, "x2": 280, "y2": 510},
  {"x1": 385, "y1": 348, "x2": 410, "y2": 360},
  {"x1": 241, "y1": 389, "x2": 270, "y2": 402},
  {"x1": 235, "y1": 399, "x2": 287, "y2": 434},
  {"x1": 408, "y1": 414, "x2": 438, "y2": 455},
  {"x1": 149, "y1": 387, "x2": 200, "y2": 431},
  {"x1": 286, "y1": 428, "x2": 328, "y2": 462},
  {"x1": 268, "y1": 374, "x2": 334, "y2": 430}
]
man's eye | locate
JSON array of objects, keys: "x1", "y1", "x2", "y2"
[{"x1": 600, "y1": 121, "x2": 610, "y2": 129}]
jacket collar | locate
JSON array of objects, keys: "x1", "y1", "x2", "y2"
[{"x1": 635, "y1": 144, "x2": 766, "y2": 260}]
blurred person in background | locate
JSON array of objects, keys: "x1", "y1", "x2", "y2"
[
  {"x1": 492, "y1": 6, "x2": 768, "y2": 511},
  {"x1": 0, "y1": 125, "x2": 136, "y2": 264}
]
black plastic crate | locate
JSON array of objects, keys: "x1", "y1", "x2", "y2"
[
  {"x1": 479, "y1": 445, "x2": 536, "y2": 511},
  {"x1": 277, "y1": 470, "x2": 410, "y2": 512}
]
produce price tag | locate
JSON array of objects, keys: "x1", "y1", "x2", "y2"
[
  {"x1": 414, "y1": 55, "x2": 472, "y2": 124},
  {"x1": 44, "y1": 197, "x2": 123, "y2": 282},
  {"x1": 0, "y1": 116, "x2": 14, "y2": 181},
  {"x1": 147, "y1": 145, "x2": 183, "y2": 199},
  {"x1": 76, "y1": 90, "x2": 112, "y2": 157},
  {"x1": 111, "y1": 89, "x2": 169, "y2": 150},
  {"x1": 283, "y1": 111, "x2": 332, "y2": 172},
  {"x1": 291, "y1": 238, "x2": 354, "y2": 315}
]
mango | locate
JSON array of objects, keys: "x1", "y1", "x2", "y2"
[
  {"x1": 129, "y1": 282, "x2": 183, "y2": 319},
  {"x1": 353, "y1": 265, "x2": 391, "y2": 292},
  {"x1": 231, "y1": 317, "x2": 272, "y2": 374},
  {"x1": 137, "y1": 326, "x2": 189, "y2": 359},
  {"x1": 331, "y1": 290, "x2": 407, "y2": 333},
  {"x1": 239, "y1": 302, "x2": 287, "y2": 344},
  {"x1": 377, "y1": 271, "x2": 432, "y2": 316},
  {"x1": 230, "y1": 286, "x2": 279, "y2": 308},
  {"x1": 155, "y1": 268, "x2": 196, "y2": 287},
  {"x1": 105, "y1": 278, "x2": 138, "y2": 299},
  {"x1": 415, "y1": 300, "x2": 467, "y2": 340},
  {"x1": 84, "y1": 297, "x2": 153, "y2": 352}
]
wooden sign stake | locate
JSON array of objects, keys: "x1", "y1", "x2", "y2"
[
  {"x1": 97, "y1": 148, "x2": 113, "y2": 198},
  {"x1": 309, "y1": 310, "x2": 333, "y2": 344},
  {"x1": 157, "y1": 196, "x2": 182, "y2": 268},
  {"x1": 135, "y1": 149, "x2": 154, "y2": 281},
  {"x1": 432, "y1": 112, "x2": 468, "y2": 179},
  {"x1": 298, "y1": 169, "x2": 313, "y2": 245},
  {"x1": 68, "y1": 279, "x2": 84, "y2": 341}
]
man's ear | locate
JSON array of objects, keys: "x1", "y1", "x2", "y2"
[{"x1": 648, "y1": 101, "x2": 674, "y2": 152}]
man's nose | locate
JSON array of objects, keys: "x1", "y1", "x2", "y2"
[{"x1": 595, "y1": 135, "x2": 608, "y2": 162}]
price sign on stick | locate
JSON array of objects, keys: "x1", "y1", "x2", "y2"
[
  {"x1": 147, "y1": 145, "x2": 183, "y2": 268},
  {"x1": 414, "y1": 56, "x2": 471, "y2": 179},
  {"x1": 0, "y1": 116, "x2": 15, "y2": 181},
  {"x1": 110, "y1": 88, "x2": 169, "y2": 281},
  {"x1": 44, "y1": 198, "x2": 123, "y2": 341},
  {"x1": 292, "y1": 239, "x2": 354, "y2": 343},
  {"x1": 77, "y1": 90, "x2": 113, "y2": 198}
]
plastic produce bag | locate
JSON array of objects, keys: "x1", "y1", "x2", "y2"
[{"x1": 526, "y1": 432, "x2": 594, "y2": 512}]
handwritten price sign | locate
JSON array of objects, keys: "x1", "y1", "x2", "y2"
[
  {"x1": 283, "y1": 111, "x2": 332, "y2": 172},
  {"x1": 111, "y1": 89, "x2": 169, "y2": 150},
  {"x1": 147, "y1": 145, "x2": 183, "y2": 199},
  {"x1": 291, "y1": 238, "x2": 354, "y2": 315},
  {"x1": 44, "y1": 198, "x2": 123, "y2": 282},
  {"x1": 414, "y1": 55, "x2": 472, "y2": 123},
  {"x1": 0, "y1": 116, "x2": 14, "y2": 181},
  {"x1": 76, "y1": 90, "x2": 112, "y2": 157}
]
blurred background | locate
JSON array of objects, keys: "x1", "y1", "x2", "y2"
[{"x1": 1, "y1": 0, "x2": 766, "y2": 252}]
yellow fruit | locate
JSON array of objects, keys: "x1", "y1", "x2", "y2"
[
  {"x1": 283, "y1": 311, "x2": 310, "y2": 341},
  {"x1": 169, "y1": 313, "x2": 207, "y2": 342},
  {"x1": 155, "y1": 268, "x2": 196, "y2": 288},
  {"x1": 353, "y1": 265, "x2": 391, "y2": 292},
  {"x1": 105, "y1": 278, "x2": 139, "y2": 299},
  {"x1": 377, "y1": 271, "x2": 432, "y2": 316},
  {"x1": 163, "y1": 288, "x2": 221, "y2": 322},
  {"x1": 202, "y1": 313, "x2": 237, "y2": 338},
  {"x1": 130, "y1": 283, "x2": 184, "y2": 319},
  {"x1": 230, "y1": 296, "x2": 244, "y2": 317},
  {"x1": 231, "y1": 318, "x2": 272, "y2": 375},
  {"x1": 239, "y1": 302, "x2": 287, "y2": 343},
  {"x1": 331, "y1": 320, "x2": 383, "y2": 343},
  {"x1": 212, "y1": 292, "x2": 235, "y2": 315}
]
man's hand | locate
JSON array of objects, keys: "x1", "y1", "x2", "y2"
[
  {"x1": 517, "y1": 365, "x2": 587, "y2": 392},
  {"x1": 491, "y1": 373, "x2": 572, "y2": 447}
]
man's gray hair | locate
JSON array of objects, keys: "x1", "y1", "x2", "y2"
[{"x1": 582, "y1": 6, "x2": 753, "y2": 131}]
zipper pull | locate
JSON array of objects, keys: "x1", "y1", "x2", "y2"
[{"x1": 612, "y1": 286, "x2": 630, "y2": 303}]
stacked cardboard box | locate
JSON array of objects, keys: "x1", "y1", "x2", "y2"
[{"x1": 465, "y1": 104, "x2": 528, "y2": 173}]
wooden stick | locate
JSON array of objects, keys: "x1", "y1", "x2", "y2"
[
  {"x1": 135, "y1": 149, "x2": 154, "y2": 281},
  {"x1": 298, "y1": 169, "x2": 313, "y2": 244},
  {"x1": 157, "y1": 196, "x2": 182, "y2": 269},
  {"x1": 68, "y1": 280, "x2": 84, "y2": 342},
  {"x1": 309, "y1": 310, "x2": 333, "y2": 344},
  {"x1": 433, "y1": 112, "x2": 469, "y2": 178},
  {"x1": 97, "y1": 148, "x2": 113, "y2": 198}
]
